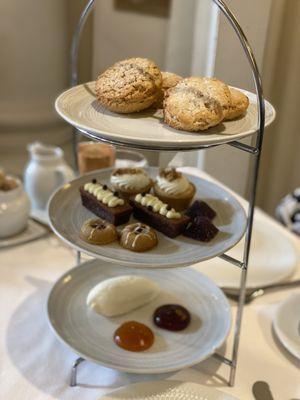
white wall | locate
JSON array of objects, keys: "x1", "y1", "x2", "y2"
[
  {"x1": 203, "y1": 0, "x2": 273, "y2": 197},
  {"x1": 0, "y1": 0, "x2": 73, "y2": 175}
]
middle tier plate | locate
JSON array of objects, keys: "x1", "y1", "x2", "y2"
[{"x1": 48, "y1": 167, "x2": 247, "y2": 268}]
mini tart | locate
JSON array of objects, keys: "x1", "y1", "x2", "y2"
[
  {"x1": 80, "y1": 218, "x2": 118, "y2": 245},
  {"x1": 120, "y1": 223, "x2": 158, "y2": 252},
  {"x1": 154, "y1": 168, "x2": 196, "y2": 211},
  {"x1": 110, "y1": 168, "x2": 152, "y2": 199}
]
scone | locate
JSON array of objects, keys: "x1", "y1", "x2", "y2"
[
  {"x1": 95, "y1": 58, "x2": 162, "y2": 113},
  {"x1": 153, "y1": 71, "x2": 182, "y2": 109},
  {"x1": 110, "y1": 168, "x2": 152, "y2": 199},
  {"x1": 154, "y1": 168, "x2": 196, "y2": 211},
  {"x1": 192, "y1": 77, "x2": 232, "y2": 118},
  {"x1": 164, "y1": 77, "x2": 223, "y2": 132},
  {"x1": 226, "y1": 88, "x2": 249, "y2": 120}
]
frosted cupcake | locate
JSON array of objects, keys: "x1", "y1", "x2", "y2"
[
  {"x1": 154, "y1": 168, "x2": 195, "y2": 211},
  {"x1": 110, "y1": 168, "x2": 152, "y2": 199}
]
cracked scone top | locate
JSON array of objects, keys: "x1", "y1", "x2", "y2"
[
  {"x1": 164, "y1": 77, "x2": 224, "y2": 132},
  {"x1": 95, "y1": 58, "x2": 162, "y2": 113},
  {"x1": 191, "y1": 77, "x2": 232, "y2": 118}
]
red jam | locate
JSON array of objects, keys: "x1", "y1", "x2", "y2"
[
  {"x1": 114, "y1": 321, "x2": 154, "y2": 352},
  {"x1": 153, "y1": 304, "x2": 191, "y2": 331}
]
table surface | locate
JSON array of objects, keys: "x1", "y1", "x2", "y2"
[{"x1": 1, "y1": 168, "x2": 300, "y2": 400}]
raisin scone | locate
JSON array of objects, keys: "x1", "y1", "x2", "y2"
[
  {"x1": 95, "y1": 58, "x2": 162, "y2": 113},
  {"x1": 164, "y1": 77, "x2": 223, "y2": 132},
  {"x1": 192, "y1": 77, "x2": 232, "y2": 119},
  {"x1": 226, "y1": 88, "x2": 249, "y2": 120},
  {"x1": 153, "y1": 71, "x2": 182, "y2": 109}
]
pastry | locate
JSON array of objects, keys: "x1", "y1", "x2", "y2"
[
  {"x1": 132, "y1": 193, "x2": 190, "y2": 238},
  {"x1": 226, "y1": 88, "x2": 249, "y2": 120},
  {"x1": 79, "y1": 179, "x2": 132, "y2": 225},
  {"x1": 120, "y1": 222, "x2": 158, "y2": 252},
  {"x1": 191, "y1": 77, "x2": 232, "y2": 118},
  {"x1": 183, "y1": 216, "x2": 219, "y2": 242},
  {"x1": 154, "y1": 168, "x2": 195, "y2": 211},
  {"x1": 80, "y1": 218, "x2": 118, "y2": 245},
  {"x1": 110, "y1": 168, "x2": 152, "y2": 199},
  {"x1": 114, "y1": 321, "x2": 154, "y2": 352},
  {"x1": 164, "y1": 77, "x2": 223, "y2": 132},
  {"x1": 86, "y1": 275, "x2": 159, "y2": 317},
  {"x1": 95, "y1": 57, "x2": 162, "y2": 113},
  {"x1": 185, "y1": 199, "x2": 216, "y2": 220},
  {"x1": 153, "y1": 71, "x2": 182, "y2": 109},
  {"x1": 153, "y1": 304, "x2": 191, "y2": 331}
]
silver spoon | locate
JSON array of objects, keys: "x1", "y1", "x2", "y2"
[{"x1": 223, "y1": 279, "x2": 300, "y2": 304}]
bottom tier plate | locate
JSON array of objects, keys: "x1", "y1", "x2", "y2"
[{"x1": 47, "y1": 260, "x2": 231, "y2": 374}]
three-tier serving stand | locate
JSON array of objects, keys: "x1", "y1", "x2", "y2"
[{"x1": 57, "y1": 0, "x2": 268, "y2": 388}]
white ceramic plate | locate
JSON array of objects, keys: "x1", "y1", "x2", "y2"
[
  {"x1": 0, "y1": 219, "x2": 48, "y2": 249},
  {"x1": 55, "y1": 82, "x2": 276, "y2": 150},
  {"x1": 101, "y1": 381, "x2": 239, "y2": 400},
  {"x1": 273, "y1": 293, "x2": 300, "y2": 360},
  {"x1": 193, "y1": 215, "x2": 297, "y2": 289},
  {"x1": 48, "y1": 167, "x2": 247, "y2": 268},
  {"x1": 47, "y1": 260, "x2": 231, "y2": 374}
]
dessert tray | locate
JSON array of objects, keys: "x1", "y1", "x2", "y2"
[
  {"x1": 48, "y1": 167, "x2": 247, "y2": 268},
  {"x1": 55, "y1": 82, "x2": 276, "y2": 150},
  {"x1": 101, "y1": 380, "x2": 239, "y2": 400},
  {"x1": 47, "y1": 260, "x2": 231, "y2": 373}
]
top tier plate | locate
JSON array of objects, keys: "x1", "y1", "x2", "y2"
[{"x1": 55, "y1": 82, "x2": 276, "y2": 151}]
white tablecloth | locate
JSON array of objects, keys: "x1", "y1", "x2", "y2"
[{"x1": 1, "y1": 168, "x2": 300, "y2": 400}]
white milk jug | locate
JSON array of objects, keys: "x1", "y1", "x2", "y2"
[{"x1": 24, "y1": 142, "x2": 75, "y2": 210}]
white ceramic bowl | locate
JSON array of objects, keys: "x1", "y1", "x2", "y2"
[{"x1": 0, "y1": 177, "x2": 30, "y2": 239}]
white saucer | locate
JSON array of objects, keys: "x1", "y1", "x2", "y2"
[
  {"x1": 193, "y1": 214, "x2": 297, "y2": 289},
  {"x1": 101, "y1": 380, "x2": 239, "y2": 400},
  {"x1": 273, "y1": 292, "x2": 300, "y2": 360},
  {"x1": 0, "y1": 219, "x2": 48, "y2": 249}
]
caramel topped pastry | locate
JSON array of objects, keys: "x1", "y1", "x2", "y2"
[
  {"x1": 154, "y1": 168, "x2": 196, "y2": 211},
  {"x1": 120, "y1": 223, "x2": 158, "y2": 252},
  {"x1": 110, "y1": 168, "x2": 152, "y2": 199},
  {"x1": 80, "y1": 218, "x2": 118, "y2": 245}
]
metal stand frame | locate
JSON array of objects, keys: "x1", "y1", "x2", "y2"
[{"x1": 68, "y1": 0, "x2": 266, "y2": 388}]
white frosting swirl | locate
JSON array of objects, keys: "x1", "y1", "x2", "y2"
[
  {"x1": 84, "y1": 183, "x2": 124, "y2": 207},
  {"x1": 156, "y1": 174, "x2": 190, "y2": 196},
  {"x1": 135, "y1": 193, "x2": 181, "y2": 219},
  {"x1": 111, "y1": 170, "x2": 151, "y2": 191}
]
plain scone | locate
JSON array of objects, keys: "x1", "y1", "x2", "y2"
[
  {"x1": 164, "y1": 77, "x2": 224, "y2": 132},
  {"x1": 226, "y1": 88, "x2": 250, "y2": 120},
  {"x1": 95, "y1": 57, "x2": 162, "y2": 113}
]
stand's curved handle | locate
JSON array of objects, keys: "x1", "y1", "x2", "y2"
[
  {"x1": 212, "y1": 0, "x2": 265, "y2": 144},
  {"x1": 70, "y1": 0, "x2": 95, "y2": 87}
]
